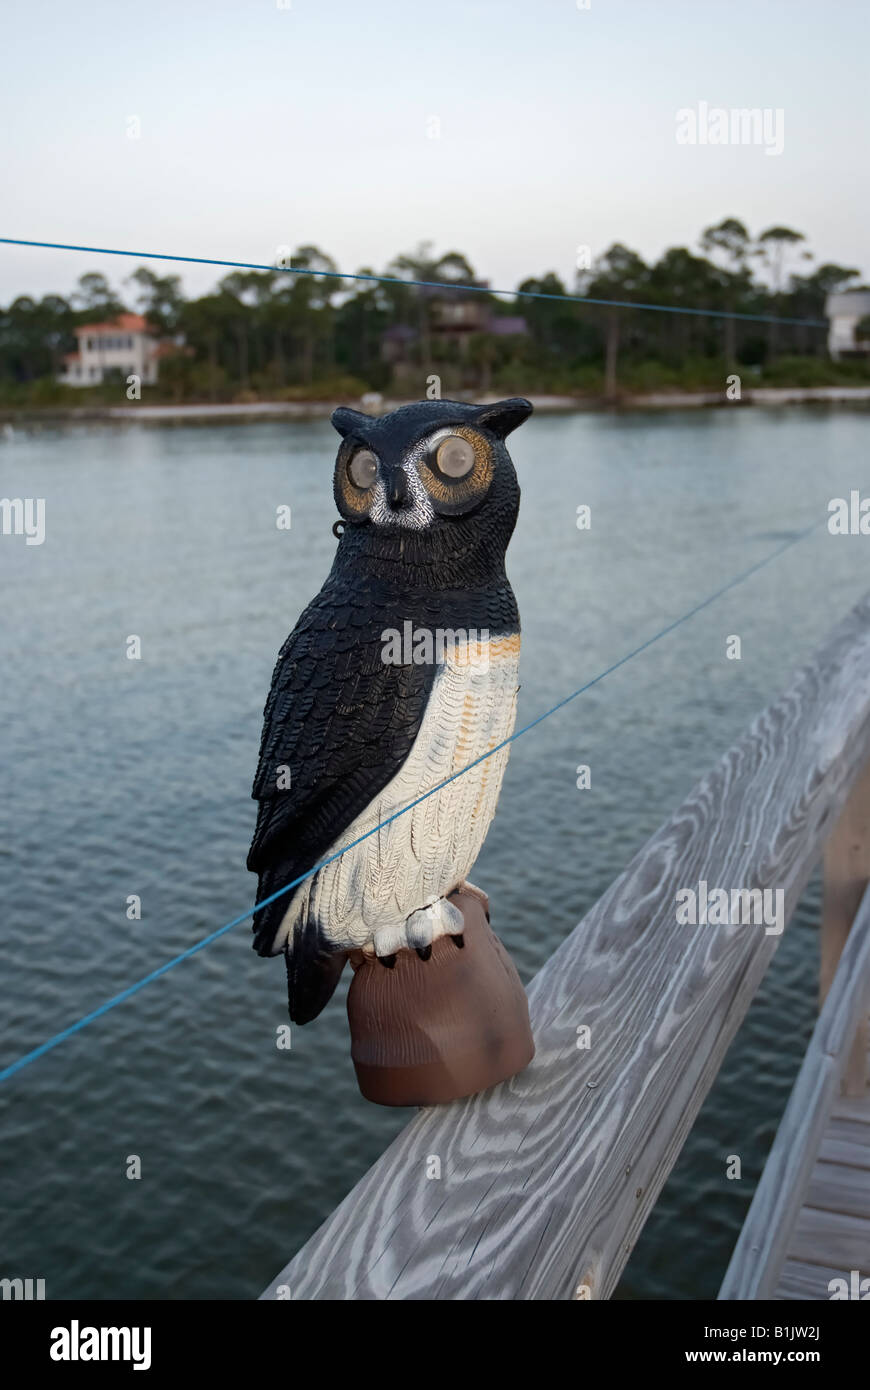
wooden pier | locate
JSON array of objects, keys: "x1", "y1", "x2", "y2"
[
  {"x1": 262, "y1": 594, "x2": 870, "y2": 1301},
  {"x1": 775, "y1": 1084, "x2": 870, "y2": 1299},
  {"x1": 719, "y1": 760, "x2": 870, "y2": 1300}
]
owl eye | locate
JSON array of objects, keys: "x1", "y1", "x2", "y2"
[
  {"x1": 347, "y1": 449, "x2": 378, "y2": 490},
  {"x1": 434, "y1": 435, "x2": 475, "y2": 479}
]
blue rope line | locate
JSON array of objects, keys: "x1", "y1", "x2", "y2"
[
  {"x1": 0, "y1": 236, "x2": 827, "y2": 328},
  {"x1": 0, "y1": 518, "x2": 826, "y2": 1085}
]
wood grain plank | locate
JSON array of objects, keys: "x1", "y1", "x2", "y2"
[
  {"x1": 831, "y1": 1095, "x2": 870, "y2": 1126},
  {"x1": 775, "y1": 1258, "x2": 849, "y2": 1300},
  {"x1": 788, "y1": 1206, "x2": 870, "y2": 1272},
  {"x1": 806, "y1": 1160, "x2": 870, "y2": 1220},
  {"x1": 819, "y1": 1118, "x2": 870, "y2": 1169},
  {"x1": 261, "y1": 592, "x2": 870, "y2": 1302}
]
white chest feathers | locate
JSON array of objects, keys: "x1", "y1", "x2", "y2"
[{"x1": 272, "y1": 633, "x2": 521, "y2": 957}]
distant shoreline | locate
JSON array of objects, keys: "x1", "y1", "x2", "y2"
[{"x1": 3, "y1": 386, "x2": 870, "y2": 426}]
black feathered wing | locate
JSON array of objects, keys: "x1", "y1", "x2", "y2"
[{"x1": 247, "y1": 577, "x2": 436, "y2": 1022}]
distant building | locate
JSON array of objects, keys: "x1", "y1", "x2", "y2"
[
  {"x1": 429, "y1": 294, "x2": 490, "y2": 339},
  {"x1": 381, "y1": 287, "x2": 528, "y2": 368},
  {"x1": 58, "y1": 313, "x2": 160, "y2": 386},
  {"x1": 487, "y1": 316, "x2": 528, "y2": 337},
  {"x1": 825, "y1": 290, "x2": 870, "y2": 360},
  {"x1": 428, "y1": 287, "x2": 528, "y2": 346}
]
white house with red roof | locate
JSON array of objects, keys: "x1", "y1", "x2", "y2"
[{"x1": 58, "y1": 312, "x2": 160, "y2": 386}]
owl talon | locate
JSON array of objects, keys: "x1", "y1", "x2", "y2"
[
  {"x1": 378, "y1": 954, "x2": 397, "y2": 969},
  {"x1": 415, "y1": 945, "x2": 432, "y2": 961},
  {"x1": 405, "y1": 896, "x2": 464, "y2": 951},
  {"x1": 452, "y1": 934, "x2": 465, "y2": 949}
]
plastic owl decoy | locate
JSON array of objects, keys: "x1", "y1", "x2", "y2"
[{"x1": 247, "y1": 397, "x2": 535, "y2": 1103}]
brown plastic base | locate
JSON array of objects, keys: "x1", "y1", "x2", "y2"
[{"x1": 346, "y1": 890, "x2": 535, "y2": 1106}]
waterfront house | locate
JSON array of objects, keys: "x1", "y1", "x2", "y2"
[
  {"x1": 58, "y1": 312, "x2": 160, "y2": 386},
  {"x1": 380, "y1": 286, "x2": 528, "y2": 380}
]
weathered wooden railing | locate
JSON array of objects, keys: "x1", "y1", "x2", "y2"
[{"x1": 262, "y1": 592, "x2": 870, "y2": 1301}]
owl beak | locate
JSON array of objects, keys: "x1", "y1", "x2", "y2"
[{"x1": 386, "y1": 468, "x2": 410, "y2": 510}]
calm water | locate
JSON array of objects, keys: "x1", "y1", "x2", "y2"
[{"x1": 1, "y1": 406, "x2": 868, "y2": 1301}]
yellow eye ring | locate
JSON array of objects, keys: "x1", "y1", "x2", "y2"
[{"x1": 421, "y1": 426, "x2": 493, "y2": 511}]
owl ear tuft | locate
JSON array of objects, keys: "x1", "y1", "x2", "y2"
[
  {"x1": 472, "y1": 397, "x2": 533, "y2": 439},
  {"x1": 331, "y1": 407, "x2": 372, "y2": 439}
]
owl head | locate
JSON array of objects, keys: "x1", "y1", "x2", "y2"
[{"x1": 330, "y1": 398, "x2": 532, "y2": 552}]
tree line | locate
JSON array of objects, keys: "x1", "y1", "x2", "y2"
[{"x1": 0, "y1": 219, "x2": 866, "y2": 404}]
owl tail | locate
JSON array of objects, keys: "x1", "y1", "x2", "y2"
[
  {"x1": 252, "y1": 866, "x2": 346, "y2": 1024},
  {"x1": 284, "y1": 933, "x2": 347, "y2": 1025}
]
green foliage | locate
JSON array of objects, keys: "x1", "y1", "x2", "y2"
[
  {"x1": 0, "y1": 223, "x2": 863, "y2": 405},
  {"x1": 126, "y1": 267, "x2": 185, "y2": 334},
  {"x1": 759, "y1": 354, "x2": 870, "y2": 386}
]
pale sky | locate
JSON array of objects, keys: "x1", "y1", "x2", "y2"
[{"x1": 2, "y1": 0, "x2": 867, "y2": 306}]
